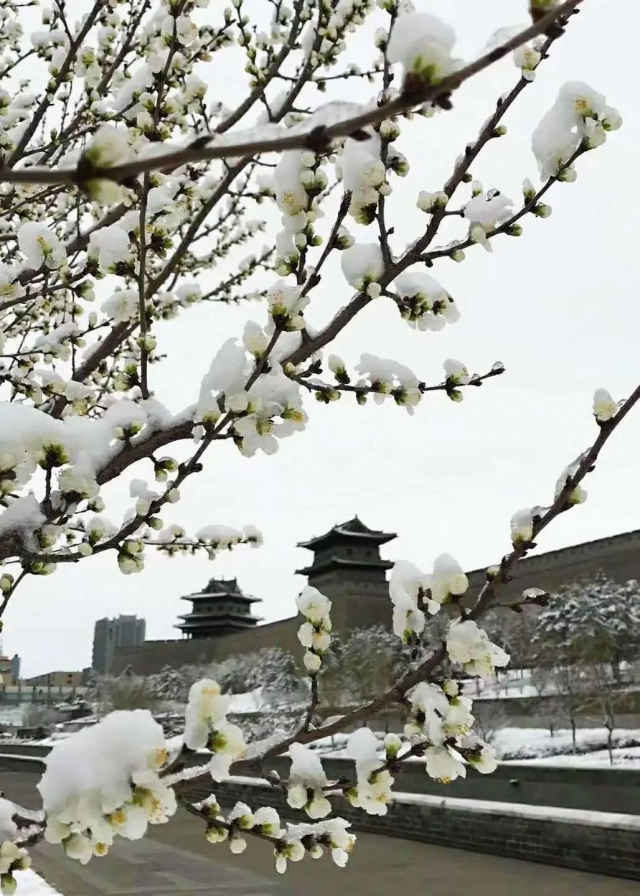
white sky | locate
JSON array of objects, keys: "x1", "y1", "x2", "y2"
[{"x1": 6, "y1": 0, "x2": 640, "y2": 678}]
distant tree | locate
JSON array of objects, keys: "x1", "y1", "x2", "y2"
[
  {"x1": 581, "y1": 662, "x2": 620, "y2": 765},
  {"x1": 249, "y1": 648, "x2": 306, "y2": 707},
  {"x1": 320, "y1": 626, "x2": 411, "y2": 705},
  {"x1": 146, "y1": 664, "x2": 206, "y2": 704},
  {"x1": 534, "y1": 573, "x2": 640, "y2": 676},
  {"x1": 547, "y1": 663, "x2": 591, "y2": 747},
  {"x1": 530, "y1": 665, "x2": 563, "y2": 737},
  {"x1": 483, "y1": 606, "x2": 539, "y2": 670},
  {"x1": 90, "y1": 671, "x2": 159, "y2": 714},
  {"x1": 472, "y1": 699, "x2": 508, "y2": 745}
]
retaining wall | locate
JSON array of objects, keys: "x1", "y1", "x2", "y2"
[
  {"x1": 2, "y1": 743, "x2": 639, "y2": 814},
  {"x1": 2, "y1": 752, "x2": 640, "y2": 881},
  {"x1": 199, "y1": 775, "x2": 640, "y2": 882}
]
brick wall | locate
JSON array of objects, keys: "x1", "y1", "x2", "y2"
[
  {"x1": 258, "y1": 755, "x2": 640, "y2": 815},
  {"x1": 2, "y1": 750, "x2": 639, "y2": 880},
  {"x1": 192, "y1": 776, "x2": 640, "y2": 881},
  {"x1": 113, "y1": 528, "x2": 640, "y2": 674},
  {"x1": 3, "y1": 745, "x2": 639, "y2": 815}
]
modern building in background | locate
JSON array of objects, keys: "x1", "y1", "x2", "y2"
[
  {"x1": 24, "y1": 670, "x2": 84, "y2": 688},
  {"x1": 92, "y1": 615, "x2": 146, "y2": 673},
  {"x1": 0, "y1": 652, "x2": 20, "y2": 685}
]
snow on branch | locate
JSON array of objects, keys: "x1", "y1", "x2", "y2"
[
  {"x1": 0, "y1": 1, "x2": 585, "y2": 189},
  {"x1": 0, "y1": 0, "x2": 634, "y2": 884}
]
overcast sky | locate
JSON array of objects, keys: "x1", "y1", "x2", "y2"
[{"x1": 6, "y1": 0, "x2": 640, "y2": 678}]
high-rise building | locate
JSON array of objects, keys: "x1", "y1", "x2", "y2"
[{"x1": 92, "y1": 615, "x2": 146, "y2": 673}]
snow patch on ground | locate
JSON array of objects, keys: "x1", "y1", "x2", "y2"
[
  {"x1": 15, "y1": 869, "x2": 63, "y2": 894},
  {"x1": 493, "y1": 726, "x2": 640, "y2": 763}
]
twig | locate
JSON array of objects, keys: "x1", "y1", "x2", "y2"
[
  {"x1": 0, "y1": 1, "x2": 584, "y2": 187},
  {"x1": 138, "y1": 177, "x2": 150, "y2": 399},
  {"x1": 283, "y1": 14, "x2": 579, "y2": 370}
]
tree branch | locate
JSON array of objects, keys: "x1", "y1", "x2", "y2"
[{"x1": 0, "y1": 0, "x2": 584, "y2": 187}]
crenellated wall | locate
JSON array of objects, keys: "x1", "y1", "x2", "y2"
[{"x1": 113, "y1": 528, "x2": 640, "y2": 675}]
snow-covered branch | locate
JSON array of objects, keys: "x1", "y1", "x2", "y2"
[{"x1": 0, "y1": 0, "x2": 635, "y2": 884}]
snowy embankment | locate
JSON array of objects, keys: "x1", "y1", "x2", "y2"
[
  {"x1": 306, "y1": 725, "x2": 640, "y2": 767},
  {"x1": 14, "y1": 870, "x2": 61, "y2": 894}
]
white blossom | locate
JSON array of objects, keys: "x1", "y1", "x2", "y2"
[
  {"x1": 184, "y1": 679, "x2": 230, "y2": 750},
  {"x1": 387, "y1": 12, "x2": 458, "y2": 83},
  {"x1": 85, "y1": 125, "x2": 131, "y2": 169},
  {"x1": 425, "y1": 745, "x2": 466, "y2": 783},
  {"x1": 18, "y1": 223, "x2": 66, "y2": 270},
  {"x1": 532, "y1": 81, "x2": 621, "y2": 179},
  {"x1": 296, "y1": 586, "x2": 331, "y2": 625},
  {"x1": 287, "y1": 743, "x2": 331, "y2": 819},
  {"x1": 431, "y1": 553, "x2": 468, "y2": 605},
  {"x1": 340, "y1": 242, "x2": 384, "y2": 291},
  {"x1": 510, "y1": 508, "x2": 534, "y2": 544},
  {"x1": 446, "y1": 619, "x2": 509, "y2": 678},
  {"x1": 555, "y1": 460, "x2": 588, "y2": 505},
  {"x1": 346, "y1": 727, "x2": 393, "y2": 815},
  {"x1": 593, "y1": 388, "x2": 617, "y2": 423},
  {"x1": 443, "y1": 358, "x2": 470, "y2": 385},
  {"x1": 90, "y1": 227, "x2": 131, "y2": 273}
]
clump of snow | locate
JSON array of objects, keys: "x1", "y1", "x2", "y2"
[
  {"x1": 393, "y1": 270, "x2": 459, "y2": 332},
  {"x1": 287, "y1": 742, "x2": 331, "y2": 819},
  {"x1": 532, "y1": 81, "x2": 621, "y2": 180},
  {"x1": 0, "y1": 496, "x2": 46, "y2": 543},
  {"x1": 387, "y1": 12, "x2": 459, "y2": 82},
  {"x1": 38, "y1": 710, "x2": 176, "y2": 859},
  {"x1": 10, "y1": 869, "x2": 63, "y2": 894},
  {"x1": 340, "y1": 242, "x2": 384, "y2": 291}
]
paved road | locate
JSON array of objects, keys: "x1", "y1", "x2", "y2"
[{"x1": 4, "y1": 770, "x2": 639, "y2": 896}]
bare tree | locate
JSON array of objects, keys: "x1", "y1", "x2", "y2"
[
  {"x1": 547, "y1": 664, "x2": 590, "y2": 748},
  {"x1": 581, "y1": 663, "x2": 620, "y2": 765}
]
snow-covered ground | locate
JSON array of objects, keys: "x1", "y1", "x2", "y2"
[
  {"x1": 304, "y1": 726, "x2": 640, "y2": 768},
  {"x1": 0, "y1": 705, "x2": 27, "y2": 725},
  {"x1": 493, "y1": 726, "x2": 640, "y2": 763},
  {"x1": 508, "y1": 745, "x2": 640, "y2": 769},
  {"x1": 467, "y1": 664, "x2": 640, "y2": 702},
  {"x1": 14, "y1": 870, "x2": 62, "y2": 894}
]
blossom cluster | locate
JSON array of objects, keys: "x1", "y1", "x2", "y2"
[
  {"x1": 271, "y1": 150, "x2": 326, "y2": 277},
  {"x1": 197, "y1": 338, "x2": 309, "y2": 457},
  {"x1": 183, "y1": 679, "x2": 247, "y2": 780},
  {"x1": 532, "y1": 81, "x2": 622, "y2": 180},
  {"x1": 38, "y1": 711, "x2": 176, "y2": 864},
  {"x1": 393, "y1": 271, "x2": 460, "y2": 331},
  {"x1": 204, "y1": 797, "x2": 355, "y2": 873},
  {"x1": 404, "y1": 680, "x2": 498, "y2": 783},
  {"x1": 389, "y1": 554, "x2": 469, "y2": 643},
  {"x1": 296, "y1": 586, "x2": 332, "y2": 673},
  {"x1": 345, "y1": 727, "x2": 395, "y2": 815},
  {"x1": 0, "y1": 798, "x2": 30, "y2": 895}
]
